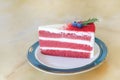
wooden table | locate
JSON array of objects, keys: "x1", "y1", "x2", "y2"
[{"x1": 0, "y1": 0, "x2": 120, "y2": 80}]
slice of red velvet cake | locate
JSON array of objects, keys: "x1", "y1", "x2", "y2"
[{"x1": 38, "y1": 18, "x2": 97, "y2": 58}]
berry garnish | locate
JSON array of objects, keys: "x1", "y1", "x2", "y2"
[
  {"x1": 72, "y1": 21, "x2": 77, "y2": 27},
  {"x1": 72, "y1": 18, "x2": 98, "y2": 28},
  {"x1": 77, "y1": 23, "x2": 82, "y2": 28}
]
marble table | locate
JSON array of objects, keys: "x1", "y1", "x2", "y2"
[{"x1": 0, "y1": 0, "x2": 120, "y2": 80}]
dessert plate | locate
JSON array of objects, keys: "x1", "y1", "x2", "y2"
[{"x1": 27, "y1": 37, "x2": 107, "y2": 75}]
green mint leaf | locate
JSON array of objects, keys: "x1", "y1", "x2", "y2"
[{"x1": 82, "y1": 18, "x2": 98, "y2": 26}]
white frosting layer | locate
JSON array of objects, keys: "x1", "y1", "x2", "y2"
[
  {"x1": 39, "y1": 37, "x2": 93, "y2": 46},
  {"x1": 40, "y1": 47, "x2": 91, "y2": 53}
]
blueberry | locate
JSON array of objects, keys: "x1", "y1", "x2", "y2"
[
  {"x1": 77, "y1": 23, "x2": 82, "y2": 28},
  {"x1": 72, "y1": 21, "x2": 77, "y2": 27}
]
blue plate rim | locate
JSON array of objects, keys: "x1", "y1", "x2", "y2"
[{"x1": 27, "y1": 37, "x2": 108, "y2": 74}]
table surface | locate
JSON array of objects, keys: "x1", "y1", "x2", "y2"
[{"x1": 0, "y1": 0, "x2": 120, "y2": 80}]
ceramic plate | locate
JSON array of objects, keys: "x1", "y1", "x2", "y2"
[{"x1": 27, "y1": 37, "x2": 108, "y2": 75}]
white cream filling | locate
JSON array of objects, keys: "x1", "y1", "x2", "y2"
[
  {"x1": 40, "y1": 47, "x2": 91, "y2": 53},
  {"x1": 39, "y1": 37, "x2": 93, "y2": 46}
]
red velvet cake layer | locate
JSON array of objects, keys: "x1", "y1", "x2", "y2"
[
  {"x1": 39, "y1": 30, "x2": 91, "y2": 41},
  {"x1": 40, "y1": 40, "x2": 92, "y2": 51},
  {"x1": 41, "y1": 49, "x2": 90, "y2": 58}
]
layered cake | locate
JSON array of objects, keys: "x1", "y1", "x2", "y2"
[{"x1": 38, "y1": 18, "x2": 98, "y2": 58}]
